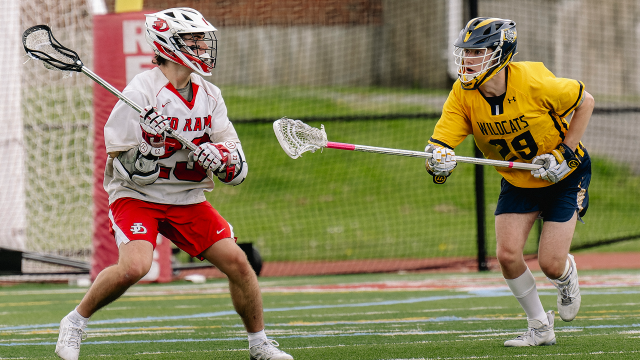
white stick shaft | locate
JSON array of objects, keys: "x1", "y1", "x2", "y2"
[
  {"x1": 325, "y1": 141, "x2": 541, "y2": 170},
  {"x1": 81, "y1": 66, "x2": 197, "y2": 152}
]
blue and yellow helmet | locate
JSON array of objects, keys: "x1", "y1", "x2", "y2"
[{"x1": 453, "y1": 17, "x2": 518, "y2": 90}]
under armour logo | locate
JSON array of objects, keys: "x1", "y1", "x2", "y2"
[
  {"x1": 131, "y1": 223, "x2": 147, "y2": 234},
  {"x1": 507, "y1": 97, "x2": 516, "y2": 103}
]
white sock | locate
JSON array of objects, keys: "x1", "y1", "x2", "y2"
[
  {"x1": 556, "y1": 258, "x2": 572, "y2": 282},
  {"x1": 68, "y1": 307, "x2": 89, "y2": 326},
  {"x1": 248, "y1": 329, "x2": 267, "y2": 347},
  {"x1": 505, "y1": 267, "x2": 549, "y2": 325}
]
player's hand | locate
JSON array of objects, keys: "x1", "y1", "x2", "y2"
[
  {"x1": 139, "y1": 106, "x2": 169, "y2": 158},
  {"x1": 425, "y1": 144, "x2": 457, "y2": 184},
  {"x1": 211, "y1": 141, "x2": 242, "y2": 182},
  {"x1": 140, "y1": 105, "x2": 170, "y2": 136},
  {"x1": 531, "y1": 143, "x2": 580, "y2": 183},
  {"x1": 193, "y1": 142, "x2": 230, "y2": 172}
]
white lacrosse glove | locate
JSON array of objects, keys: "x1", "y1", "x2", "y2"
[
  {"x1": 531, "y1": 143, "x2": 581, "y2": 184},
  {"x1": 139, "y1": 106, "x2": 170, "y2": 158},
  {"x1": 140, "y1": 105, "x2": 170, "y2": 136},
  {"x1": 425, "y1": 144, "x2": 457, "y2": 184},
  {"x1": 192, "y1": 142, "x2": 230, "y2": 172},
  {"x1": 211, "y1": 141, "x2": 248, "y2": 186}
]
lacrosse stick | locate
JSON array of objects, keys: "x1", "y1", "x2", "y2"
[
  {"x1": 22, "y1": 24, "x2": 197, "y2": 152},
  {"x1": 273, "y1": 117, "x2": 542, "y2": 170}
]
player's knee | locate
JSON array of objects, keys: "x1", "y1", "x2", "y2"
[
  {"x1": 121, "y1": 261, "x2": 152, "y2": 285},
  {"x1": 224, "y1": 251, "x2": 254, "y2": 279},
  {"x1": 538, "y1": 258, "x2": 564, "y2": 279},
  {"x1": 496, "y1": 246, "x2": 520, "y2": 267}
]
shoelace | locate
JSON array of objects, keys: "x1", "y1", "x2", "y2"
[
  {"x1": 559, "y1": 281, "x2": 577, "y2": 305},
  {"x1": 514, "y1": 325, "x2": 546, "y2": 345},
  {"x1": 519, "y1": 327, "x2": 538, "y2": 339},
  {"x1": 252, "y1": 339, "x2": 282, "y2": 355},
  {"x1": 64, "y1": 325, "x2": 87, "y2": 349}
]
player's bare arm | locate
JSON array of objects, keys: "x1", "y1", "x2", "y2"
[{"x1": 563, "y1": 91, "x2": 594, "y2": 151}]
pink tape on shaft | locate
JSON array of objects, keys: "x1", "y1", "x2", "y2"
[
  {"x1": 508, "y1": 162, "x2": 514, "y2": 168},
  {"x1": 327, "y1": 142, "x2": 356, "y2": 151}
]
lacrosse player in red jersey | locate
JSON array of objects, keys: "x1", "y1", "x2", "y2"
[
  {"x1": 425, "y1": 17, "x2": 594, "y2": 346},
  {"x1": 55, "y1": 8, "x2": 293, "y2": 360}
]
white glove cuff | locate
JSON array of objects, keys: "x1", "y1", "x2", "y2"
[{"x1": 139, "y1": 140, "x2": 165, "y2": 157}]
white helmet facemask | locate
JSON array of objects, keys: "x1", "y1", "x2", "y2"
[
  {"x1": 145, "y1": 8, "x2": 218, "y2": 76},
  {"x1": 453, "y1": 47, "x2": 502, "y2": 85},
  {"x1": 172, "y1": 32, "x2": 217, "y2": 72}
]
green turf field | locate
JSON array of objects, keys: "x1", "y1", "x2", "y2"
[{"x1": 3, "y1": 270, "x2": 640, "y2": 359}]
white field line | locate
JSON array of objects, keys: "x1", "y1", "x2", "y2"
[
  {"x1": 3, "y1": 287, "x2": 640, "y2": 333},
  {"x1": 3, "y1": 321, "x2": 640, "y2": 347},
  {"x1": 1, "y1": 273, "x2": 639, "y2": 298},
  {"x1": 3, "y1": 339, "x2": 640, "y2": 359}
]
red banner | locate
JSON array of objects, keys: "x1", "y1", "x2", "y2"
[{"x1": 92, "y1": 12, "x2": 172, "y2": 283}]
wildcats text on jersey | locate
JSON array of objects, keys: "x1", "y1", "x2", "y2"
[{"x1": 477, "y1": 115, "x2": 529, "y2": 136}]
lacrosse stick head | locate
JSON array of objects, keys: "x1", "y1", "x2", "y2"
[
  {"x1": 273, "y1": 118, "x2": 328, "y2": 159},
  {"x1": 23, "y1": 25, "x2": 83, "y2": 73}
]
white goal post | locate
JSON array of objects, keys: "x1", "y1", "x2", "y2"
[{"x1": 0, "y1": 0, "x2": 26, "y2": 250}]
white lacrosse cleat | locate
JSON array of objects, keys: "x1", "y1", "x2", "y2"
[
  {"x1": 55, "y1": 314, "x2": 87, "y2": 360},
  {"x1": 250, "y1": 339, "x2": 294, "y2": 360},
  {"x1": 550, "y1": 253, "x2": 581, "y2": 321},
  {"x1": 504, "y1": 310, "x2": 556, "y2": 347}
]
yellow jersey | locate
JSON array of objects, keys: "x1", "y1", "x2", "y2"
[{"x1": 430, "y1": 61, "x2": 586, "y2": 188}]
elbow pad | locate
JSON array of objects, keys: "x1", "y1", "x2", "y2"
[
  {"x1": 216, "y1": 142, "x2": 248, "y2": 186},
  {"x1": 113, "y1": 147, "x2": 160, "y2": 186}
]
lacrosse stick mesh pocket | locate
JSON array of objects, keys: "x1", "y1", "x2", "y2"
[
  {"x1": 273, "y1": 118, "x2": 328, "y2": 159},
  {"x1": 23, "y1": 25, "x2": 81, "y2": 73}
]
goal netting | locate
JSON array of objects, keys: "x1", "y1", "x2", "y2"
[
  {"x1": 0, "y1": 0, "x2": 94, "y2": 280},
  {"x1": 4, "y1": 0, "x2": 640, "y2": 281}
]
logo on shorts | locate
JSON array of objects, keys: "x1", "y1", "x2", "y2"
[
  {"x1": 131, "y1": 223, "x2": 147, "y2": 234},
  {"x1": 568, "y1": 159, "x2": 580, "y2": 169},
  {"x1": 433, "y1": 175, "x2": 447, "y2": 184}
]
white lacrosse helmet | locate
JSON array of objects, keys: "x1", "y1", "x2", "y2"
[{"x1": 145, "y1": 8, "x2": 217, "y2": 76}]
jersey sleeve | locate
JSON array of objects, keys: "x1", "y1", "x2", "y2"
[
  {"x1": 535, "y1": 64, "x2": 585, "y2": 118},
  {"x1": 205, "y1": 85, "x2": 240, "y2": 144},
  {"x1": 104, "y1": 88, "x2": 149, "y2": 154},
  {"x1": 430, "y1": 87, "x2": 473, "y2": 149}
]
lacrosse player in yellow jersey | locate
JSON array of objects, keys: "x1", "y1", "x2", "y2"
[{"x1": 425, "y1": 17, "x2": 594, "y2": 346}]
